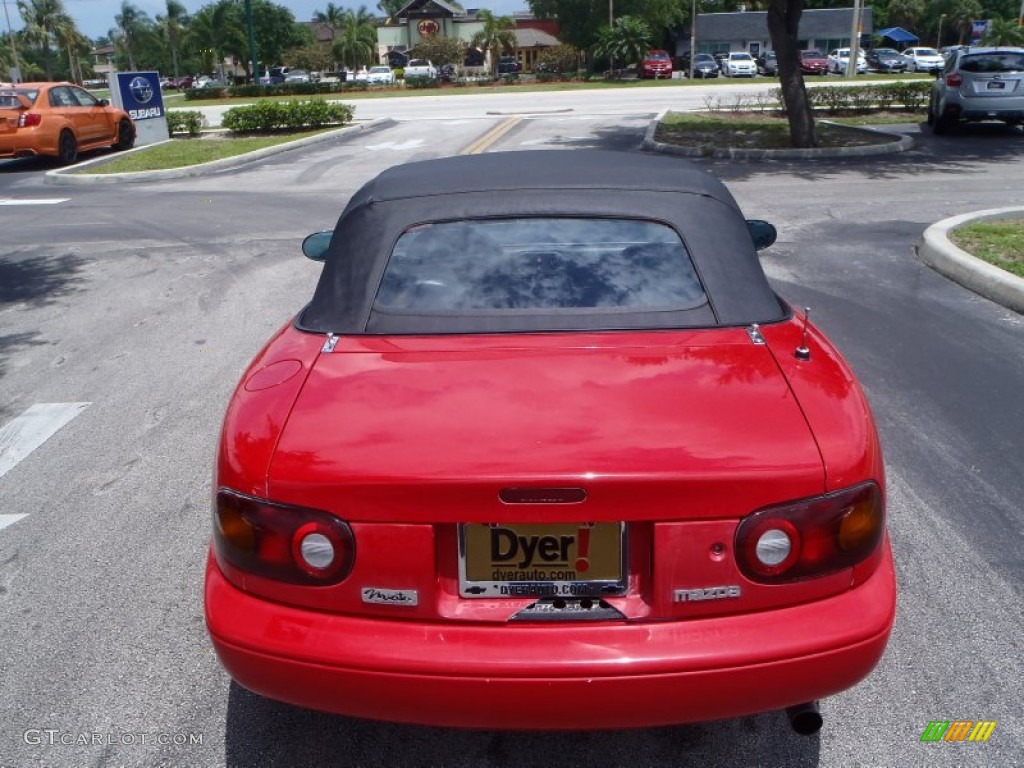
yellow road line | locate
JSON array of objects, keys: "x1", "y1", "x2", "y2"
[{"x1": 461, "y1": 116, "x2": 523, "y2": 155}]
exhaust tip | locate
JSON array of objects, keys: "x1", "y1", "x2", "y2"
[{"x1": 786, "y1": 701, "x2": 823, "y2": 735}]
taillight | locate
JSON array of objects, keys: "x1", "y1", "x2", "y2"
[
  {"x1": 735, "y1": 482, "x2": 883, "y2": 583},
  {"x1": 213, "y1": 489, "x2": 355, "y2": 585},
  {"x1": 18, "y1": 113, "x2": 41, "y2": 128},
  {"x1": 946, "y1": 73, "x2": 962, "y2": 87}
]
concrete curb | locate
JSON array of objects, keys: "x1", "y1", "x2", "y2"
[
  {"x1": 918, "y1": 207, "x2": 1024, "y2": 314},
  {"x1": 43, "y1": 118, "x2": 396, "y2": 186},
  {"x1": 641, "y1": 108, "x2": 914, "y2": 159}
]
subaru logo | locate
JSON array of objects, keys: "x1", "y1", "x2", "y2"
[{"x1": 129, "y1": 76, "x2": 154, "y2": 105}]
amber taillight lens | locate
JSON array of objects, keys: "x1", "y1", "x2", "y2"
[
  {"x1": 213, "y1": 489, "x2": 355, "y2": 585},
  {"x1": 735, "y1": 482, "x2": 884, "y2": 583}
]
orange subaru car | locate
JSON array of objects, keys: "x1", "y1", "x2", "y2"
[{"x1": 0, "y1": 81, "x2": 135, "y2": 164}]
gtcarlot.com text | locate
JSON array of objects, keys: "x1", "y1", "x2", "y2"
[{"x1": 23, "y1": 729, "x2": 204, "y2": 747}]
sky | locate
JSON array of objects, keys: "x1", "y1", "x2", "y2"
[{"x1": 23, "y1": 0, "x2": 532, "y2": 41}]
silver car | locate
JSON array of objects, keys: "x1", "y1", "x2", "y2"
[{"x1": 929, "y1": 47, "x2": 1024, "y2": 134}]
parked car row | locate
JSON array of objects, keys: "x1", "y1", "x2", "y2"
[{"x1": 677, "y1": 47, "x2": 948, "y2": 79}]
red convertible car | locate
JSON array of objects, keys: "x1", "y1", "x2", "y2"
[{"x1": 205, "y1": 150, "x2": 895, "y2": 733}]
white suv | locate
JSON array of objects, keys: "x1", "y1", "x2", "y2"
[{"x1": 902, "y1": 47, "x2": 944, "y2": 73}]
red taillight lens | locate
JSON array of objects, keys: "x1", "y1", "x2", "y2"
[
  {"x1": 213, "y1": 490, "x2": 355, "y2": 585},
  {"x1": 735, "y1": 482, "x2": 883, "y2": 583},
  {"x1": 946, "y1": 73, "x2": 962, "y2": 87},
  {"x1": 18, "y1": 113, "x2": 42, "y2": 128}
]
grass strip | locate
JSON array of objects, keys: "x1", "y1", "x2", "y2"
[
  {"x1": 656, "y1": 111, "x2": 903, "y2": 149},
  {"x1": 950, "y1": 219, "x2": 1024, "y2": 278},
  {"x1": 84, "y1": 129, "x2": 335, "y2": 173}
]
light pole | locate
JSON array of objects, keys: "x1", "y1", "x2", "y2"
[
  {"x1": 2, "y1": 0, "x2": 21, "y2": 83},
  {"x1": 244, "y1": 0, "x2": 258, "y2": 83},
  {"x1": 846, "y1": 0, "x2": 862, "y2": 78},
  {"x1": 936, "y1": 14, "x2": 946, "y2": 49},
  {"x1": 689, "y1": 0, "x2": 697, "y2": 80}
]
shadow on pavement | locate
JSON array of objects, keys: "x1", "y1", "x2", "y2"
[
  {"x1": 698, "y1": 121, "x2": 1024, "y2": 183},
  {"x1": 0, "y1": 252, "x2": 87, "y2": 308},
  {"x1": 223, "y1": 682, "x2": 821, "y2": 768}
]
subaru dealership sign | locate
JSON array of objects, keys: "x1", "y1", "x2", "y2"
[{"x1": 111, "y1": 71, "x2": 169, "y2": 146}]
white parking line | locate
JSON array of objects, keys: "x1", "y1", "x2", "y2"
[
  {"x1": 0, "y1": 402, "x2": 91, "y2": 480},
  {"x1": 0, "y1": 514, "x2": 29, "y2": 531},
  {"x1": 0, "y1": 198, "x2": 70, "y2": 206}
]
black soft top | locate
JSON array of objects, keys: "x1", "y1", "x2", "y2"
[{"x1": 299, "y1": 150, "x2": 787, "y2": 334}]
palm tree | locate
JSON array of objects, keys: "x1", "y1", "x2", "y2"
[
  {"x1": 156, "y1": 0, "x2": 189, "y2": 79},
  {"x1": 470, "y1": 10, "x2": 517, "y2": 76},
  {"x1": 53, "y1": 14, "x2": 86, "y2": 83},
  {"x1": 376, "y1": 0, "x2": 404, "y2": 23},
  {"x1": 593, "y1": 15, "x2": 652, "y2": 73},
  {"x1": 981, "y1": 17, "x2": 1024, "y2": 46},
  {"x1": 16, "y1": 0, "x2": 72, "y2": 80},
  {"x1": 313, "y1": 2, "x2": 345, "y2": 41},
  {"x1": 331, "y1": 7, "x2": 376, "y2": 70},
  {"x1": 115, "y1": 1, "x2": 149, "y2": 70},
  {"x1": 186, "y1": 1, "x2": 243, "y2": 80}
]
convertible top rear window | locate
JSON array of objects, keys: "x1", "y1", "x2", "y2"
[{"x1": 374, "y1": 218, "x2": 705, "y2": 313}]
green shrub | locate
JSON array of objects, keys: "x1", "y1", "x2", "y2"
[
  {"x1": 220, "y1": 98, "x2": 354, "y2": 133},
  {"x1": 392, "y1": 68, "x2": 404, "y2": 80},
  {"x1": 403, "y1": 74, "x2": 438, "y2": 89},
  {"x1": 184, "y1": 86, "x2": 229, "y2": 100},
  {"x1": 167, "y1": 110, "x2": 205, "y2": 136},
  {"x1": 768, "y1": 81, "x2": 931, "y2": 115}
]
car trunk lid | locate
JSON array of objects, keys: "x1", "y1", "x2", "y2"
[{"x1": 267, "y1": 329, "x2": 825, "y2": 521}]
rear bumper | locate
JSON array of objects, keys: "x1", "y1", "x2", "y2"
[
  {"x1": 206, "y1": 541, "x2": 895, "y2": 729},
  {"x1": 943, "y1": 95, "x2": 1024, "y2": 121}
]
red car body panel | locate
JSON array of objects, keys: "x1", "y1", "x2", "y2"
[
  {"x1": 206, "y1": 540, "x2": 895, "y2": 729},
  {"x1": 216, "y1": 322, "x2": 323, "y2": 498},
  {"x1": 266, "y1": 328, "x2": 825, "y2": 523}
]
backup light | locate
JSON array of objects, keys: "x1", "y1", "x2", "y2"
[
  {"x1": 735, "y1": 482, "x2": 883, "y2": 583},
  {"x1": 755, "y1": 528, "x2": 792, "y2": 566},
  {"x1": 213, "y1": 490, "x2": 354, "y2": 585}
]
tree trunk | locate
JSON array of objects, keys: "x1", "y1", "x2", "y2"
[
  {"x1": 767, "y1": 0, "x2": 816, "y2": 148},
  {"x1": 42, "y1": 42, "x2": 53, "y2": 81}
]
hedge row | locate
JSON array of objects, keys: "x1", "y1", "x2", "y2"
[
  {"x1": 220, "y1": 99, "x2": 355, "y2": 133},
  {"x1": 167, "y1": 110, "x2": 206, "y2": 137},
  {"x1": 783, "y1": 81, "x2": 932, "y2": 114},
  {"x1": 184, "y1": 81, "x2": 372, "y2": 100}
]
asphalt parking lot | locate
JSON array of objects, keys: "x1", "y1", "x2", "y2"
[{"x1": 1, "y1": 86, "x2": 1022, "y2": 766}]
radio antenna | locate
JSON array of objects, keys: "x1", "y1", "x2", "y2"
[{"x1": 795, "y1": 308, "x2": 812, "y2": 361}]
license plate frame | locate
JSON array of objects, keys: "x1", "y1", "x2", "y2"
[
  {"x1": 986, "y1": 80, "x2": 1006, "y2": 90},
  {"x1": 458, "y1": 522, "x2": 627, "y2": 599}
]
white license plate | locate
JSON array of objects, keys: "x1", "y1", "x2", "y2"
[{"x1": 458, "y1": 522, "x2": 626, "y2": 598}]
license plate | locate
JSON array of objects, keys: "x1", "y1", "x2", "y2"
[
  {"x1": 987, "y1": 81, "x2": 1006, "y2": 90},
  {"x1": 459, "y1": 522, "x2": 625, "y2": 598}
]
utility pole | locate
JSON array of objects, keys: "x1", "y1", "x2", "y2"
[
  {"x1": 689, "y1": 0, "x2": 697, "y2": 80},
  {"x1": 846, "y1": 0, "x2": 862, "y2": 78},
  {"x1": 244, "y1": 0, "x2": 258, "y2": 83},
  {"x1": 2, "y1": 0, "x2": 21, "y2": 83}
]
